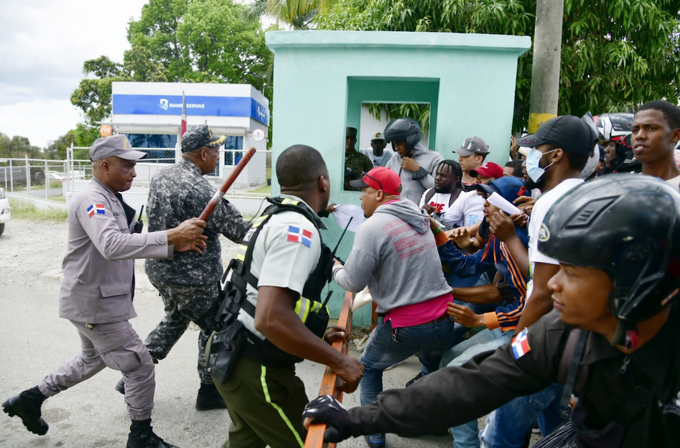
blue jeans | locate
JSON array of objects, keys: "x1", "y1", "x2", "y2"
[
  {"x1": 360, "y1": 315, "x2": 456, "y2": 444},
  {"x1": 442, "y1": 328, "x2": 513, "y2": 448},
  {"x1": 479, "y1": 383, "x2": 566, "y2": 448}
]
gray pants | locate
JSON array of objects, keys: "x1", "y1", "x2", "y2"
[
  {"x1": 144, "y1": 280, "x2": 221, "y2": 385},
  {"x1": 38, "y1": 320, "x2": 155, "y2": 421}
]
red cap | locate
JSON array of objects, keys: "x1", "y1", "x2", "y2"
[
  {"x1": 469, "y1": 162, "x2": 503, "y2": 180},
  {"x1": 349, "y1": 167, "x2": 402, "y2": 195}
]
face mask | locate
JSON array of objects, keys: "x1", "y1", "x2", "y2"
[{"x1": 526, "y1": 148, "x2": 557, "y2": 182}]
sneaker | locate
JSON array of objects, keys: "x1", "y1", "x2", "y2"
[
  {"x1": 405, "y1": 372, "x2": 425, "y2": 388},
  {"x1": 195, "y1": 383, "x2": 227, "y2": 411},
  {"x1": 364, "y1": 434, "x2": 385, "y2": 447},
  {"x1": 2, "y1": 387, "x2": 49, "y2": 436},
  {"x1": 531, "y1": 420, "x2": 541, "y2": 434}
]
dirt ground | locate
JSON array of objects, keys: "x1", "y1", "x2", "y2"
[{"x1": 0, "y1": 218, "x2": 541, "y2": 447}]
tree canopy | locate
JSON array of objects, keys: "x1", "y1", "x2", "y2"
[
  {"x1": 316, "y1": 0, "x2": 680, "y2": 132},
  {"x1": 70, "y1": 0, "x2": 271, "y2": 128}
]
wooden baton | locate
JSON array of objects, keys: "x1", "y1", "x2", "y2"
[{"x1": 198, "y1": 146, "x2": 258, "y2": 221}]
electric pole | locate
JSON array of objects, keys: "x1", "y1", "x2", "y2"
[{"x1": 528, "y1": 0, "x2": 564, "y2": 133}]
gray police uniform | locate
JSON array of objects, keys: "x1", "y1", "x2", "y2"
[
  {"x1": 144, "y1": 158, "x2": 250, "y2": 384},
  {"x1": 39, "y1": 177, "x2": 172, "y2": 421},
  {"x1": 216, "y1": 194, "x2": 324, "y2": 448}
]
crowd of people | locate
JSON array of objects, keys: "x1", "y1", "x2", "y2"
[{"x1": 3, "y1": 99, "x2": 680, "y2": 448}]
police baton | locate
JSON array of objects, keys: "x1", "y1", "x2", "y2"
[
  {"x1": 198, "y1": 147, "x2": 257, "y2": 221},
  {"x1": 322, "y1": 216, "x2": 354, "y2": 307}
]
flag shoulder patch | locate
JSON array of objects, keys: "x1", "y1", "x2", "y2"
[
  {"x1": 286, "y1": 225, "x2": 313, "y2": 248},
  {"x1": 87, "y1": 203, "x2": 106, "y2": 218},
  {"x1": 511, "y1": 328, "x2": 531, "y2": 359}
]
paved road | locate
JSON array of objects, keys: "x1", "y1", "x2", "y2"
[{"x1": 1, "y1": 219, "x2": 467, "y2": 447}]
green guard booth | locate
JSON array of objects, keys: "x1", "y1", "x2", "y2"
[{"x1": 266, "y1": 30, "x2": 531, "y2": 326}]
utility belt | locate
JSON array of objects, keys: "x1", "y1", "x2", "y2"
[{"x1": 205, "y1": 197, "x2": 333, "y2": 383}]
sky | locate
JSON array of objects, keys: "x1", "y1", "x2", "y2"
[{"x1": 0, "y1": 0, "x2": 150, "y2": 148}]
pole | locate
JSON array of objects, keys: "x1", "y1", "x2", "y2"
[
  {"x1": 528, "y1": 0, "x2": 564, "y2": 133},
  {"x1": 198, "y1": 147, "x2": 257, "y2": 221}
]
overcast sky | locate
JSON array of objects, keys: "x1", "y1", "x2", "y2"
[{"x1": 0, "y1": 0, "x2": 149, "y2": 148}]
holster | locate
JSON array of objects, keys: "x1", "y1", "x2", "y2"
[{"x1": 206, "y1": 320, "x2": 247, "y2": 384}]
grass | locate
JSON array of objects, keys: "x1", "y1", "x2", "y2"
[
  {"x1": 248, "y1": 184, "x2": 272, "y2": 194},
  {"x1": 8, "y1": 199, "x2": 68, "y2": 222}
]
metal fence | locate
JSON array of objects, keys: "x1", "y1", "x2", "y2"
[{"x1": 0, "y1": 145, "x2": 272, "y2": 205}]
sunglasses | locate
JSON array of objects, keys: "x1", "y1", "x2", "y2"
[{"x1": 363, "y1": 173, "x2": 384, "y2": 191}]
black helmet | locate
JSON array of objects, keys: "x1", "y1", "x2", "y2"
[
  {"x1": 538, "y1": 174, "x2": 680, "y2": 344},
  {"x1": 384, "y1": 118, "x2": 421, "y2": 152}
]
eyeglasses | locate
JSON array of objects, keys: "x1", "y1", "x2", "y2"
[{"x1": 363, "y1": 173, "x2": 384, "y2": 191}]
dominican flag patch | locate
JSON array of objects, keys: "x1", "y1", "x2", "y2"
[
  {"x1": 511, "y1": 328, "x2": 531, "y2": 359},
  {"x1": 287, "y1": 226, "x2": 312, "y2": 248},
  {"x1": 87, "y1": 204, "x2": 106, "y2": 218}
]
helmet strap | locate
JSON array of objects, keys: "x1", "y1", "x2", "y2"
[{"x1": 612, "y1": 319, "x2": 639, "y2": 350}]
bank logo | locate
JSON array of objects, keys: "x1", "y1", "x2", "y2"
[
  {"x1": 159, "y1": 98, "x2": 169, "y2": 110},
  {"x1": 256, "y1": 104, "x2": 266, "y2": 121}
]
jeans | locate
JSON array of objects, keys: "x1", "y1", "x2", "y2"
[
  {"x1": 442, "y1": 328, "x2": 513, "y2": 448},
  {"x1": 360, "y1": 315, "x2": 456, "y2": 444},
  {"x1": 479, "y1": 383, "x2": 566, "y2": 448},
  {"x1": 446, "y1": 301, "x2": 502, "y2": 359}
]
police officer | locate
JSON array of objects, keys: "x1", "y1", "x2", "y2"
[
  {"x1": 114, "y1": 125, "x2": 251, "y2": 411},
  {"x1": 214, "y1": 144, "x2": 364, "y2": 448},
  {"x1": 345, "y1": 127, "x2": 374, "y2": 191},
  {"x1": 303, "y1": 174, "x2": 680, "y2": 447},
  {"x1": 2, "y1": 135, "x2": 206, "y2": 448}
]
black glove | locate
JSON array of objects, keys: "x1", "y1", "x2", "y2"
[{"x1": 302, "y1": 395, "x2": 351, "y2": 443}]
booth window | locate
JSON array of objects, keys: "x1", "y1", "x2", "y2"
[
  {"x1": 224, "y1": 136, "x2": 244, "y2": 165},
  {"x1": 124, "y1": 133, "x2": 178, "y2": 160}
]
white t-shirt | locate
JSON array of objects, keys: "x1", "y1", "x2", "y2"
[
  {"x1": 418, "y1": 188, "x2": 454, "y2": 216},
  {"x1": 441, "y1": 190, "x2": 484, "y2": 228},
  {"x1": 525, "y1": 178, "x2": 584, "y2": 300},
  {"x1": 665, "y1": 174, "x2": 680, "y2": 190},
  {"x1": 360, "y1": 148, "x2": 394, "y2": 168}
]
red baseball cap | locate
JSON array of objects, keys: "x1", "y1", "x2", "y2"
[
  {"x1": 350, "y1": 167, "x2": 402, "y2": 195},
  {"x1": 469, "y1": 162, "x2": 503, "y2": 180}
]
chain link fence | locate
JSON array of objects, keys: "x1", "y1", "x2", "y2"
[{"x1": 0, "y1": 146, "x2": 272, "y2": 206}]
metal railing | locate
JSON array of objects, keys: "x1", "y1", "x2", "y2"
[
  {"x1": 304, "y1": 291, "x2": 354, "y2": 448},
  {"x1": 0, "y1": 156, "x2": 70, "y2": 202}
]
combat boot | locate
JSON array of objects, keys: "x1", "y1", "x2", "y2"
[
  {"x1": 2, "y1": 386, "x2": 49, "y2": 435},
  {"x1": 195, "y1": 382, "x2": 227, "y2": 411},
  {"x1": 126, "y1": 419, "x2": 179, "y2": 448}
]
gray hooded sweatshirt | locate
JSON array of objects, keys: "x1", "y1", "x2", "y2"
[
  {"x1": 386, "y1": 143, "x2": 444, "y2": 204},
  {"x1": 333, "y1": 199, "x2": 451, "y2": 314}
]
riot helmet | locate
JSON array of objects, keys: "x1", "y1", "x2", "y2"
[
  {"x1": 538, "y1": 174, "x2": 680, "y2": 347},
  {"x1": 384, "y1": 118, "x2": 421, "y2": 153}
]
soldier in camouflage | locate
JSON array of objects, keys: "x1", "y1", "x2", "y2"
[
  {"x1": 345, "y1": 127, "x2": 374, "y2": 191},
  {"x1": 115, "y1": 125, "x2": 251, "y2": 411}
]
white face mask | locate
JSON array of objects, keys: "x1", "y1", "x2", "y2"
[{"x1": 526, "y1": 148, "x2": 557, "y2": 182}]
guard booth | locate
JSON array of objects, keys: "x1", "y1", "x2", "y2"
[
  {"x1": 107, "y1": 82, "x2": 270, "y2": 188},
  {"x1": 266, "y1": 31, "x2": 530, "y2": 325}
]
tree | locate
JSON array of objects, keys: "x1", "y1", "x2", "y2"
[
  {"x1": 71, "y1": 0, "x2": 271, "y2": 126},
  {"x1": 245, "y1": 0, "x2": 338, "y2": 30},
  {"x1": 0, "y1": 133, "x2": 42, "y2": 159},
  {"x1": 44, "y1": 131, "x2": 77, "y2": 160},
  {"x1": 316, "y1": 0, "x2": 680, "y2": 132}
]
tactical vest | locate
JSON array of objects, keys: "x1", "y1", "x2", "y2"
[{"x1": 213, "y1": 197, "x2": 333, "y2": 368}]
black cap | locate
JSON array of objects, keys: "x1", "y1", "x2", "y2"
[
  {"x1": 518, "y1": 115, "x2": 596, "y2": 156},
  {"x1": 181, "y1": 125, "x2": 226, "y2": 153}
]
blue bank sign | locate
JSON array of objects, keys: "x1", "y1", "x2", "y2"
[{"x1": 112, "y1": 94, "x2": 269, "y2": 126}]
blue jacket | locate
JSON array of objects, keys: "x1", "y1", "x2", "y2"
[{"x1": 436, "y1": 226, "x2": 529, "y2": 332}]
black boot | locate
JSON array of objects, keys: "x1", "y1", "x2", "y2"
[
  {"x1": 126, "y1": 419, "x2": 179, "y2": 448},
  {"x1": 195, "y1": 383, "x2": 227, "y2": 411},
  {"x1": 2, "y1": 386, "x2": 49, "y2": 435},
  {"x1": 115, "y1": 377, "x2": 125, "y2": 395}
]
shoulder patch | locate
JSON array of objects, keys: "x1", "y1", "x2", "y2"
[
  {"x1": 511, "y1": 328, "x2": 531, "y2": 359},
  {"x1": 87, "y1": 204, "x2": 106, "y2": 218},
  {"x1": 287, "y1": 225, "x2": 312, "y2": 248},
  {"x1": 538, "y1": 223, "x2": 550, "y2": 242}
]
